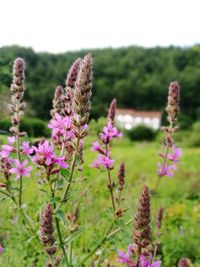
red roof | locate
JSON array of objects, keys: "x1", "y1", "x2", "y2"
[{"x1": 116, "y1": 108, "x2": 162, "y2": 119}]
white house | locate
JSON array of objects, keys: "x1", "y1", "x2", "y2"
[{"x1": 115, "y1": 108, "x2": 162, "y2": 130}]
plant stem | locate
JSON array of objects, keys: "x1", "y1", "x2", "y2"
[
  {"x1": 105, "y1": 144, "x2": 115, "y2": 212},
  {"x1": 56, "y1": 138, "x2": 80, "y2": 211},
  {"x1": 47, "y1": 173, "x2": 70, "y2": 266},
  {"x1": 75, "y1": 221, "x2": 115, "y2": 267}
]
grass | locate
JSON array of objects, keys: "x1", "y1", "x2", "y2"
[{"x1": 0, "y1": 135, "x2": 200, "y2": 266}]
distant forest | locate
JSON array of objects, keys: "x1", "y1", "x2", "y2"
[{"x1": 1, "y1": 45, "x2": 200, "y2": 127}]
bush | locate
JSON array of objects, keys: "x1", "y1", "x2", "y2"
[
  {"x1": 0, "y1": 117, "x2": 50, "y2": 137},
  {"x1": 127, "y1": 125, "x2": 157, "y2": 141}
]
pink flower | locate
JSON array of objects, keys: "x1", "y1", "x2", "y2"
[
  {"x1": 168, "y1": 146, "x2": 182, "y2": 163},
  {"x1": 10, "y1": 159, "x2": 32, "y2": 180},
  {"x1": 48, "y1": 113, "x2": 72, "y2": 137},
  {"x1": 0, "y1": 136, "x2": 16, "y2": 158},
  {"x1": 0, "y1": 245, "x2": 4, "y2": 254},
  {"x1": 31, "y1": 140, "x2": 68, "y2": 169},
  {"x1": 99, "y1": 121, "x2": 122, "y2": 143},
  {"x1": 157, "y1": 163, "x2": 173, "y2": 177},
  {"x1": 92, "y1": 155, "x2": 114, "y2": 170},
  {"x1": 140, "y1": 255, "x2": 161, "y2": 267},
  {"x1": 21, "y1": 141, "x2": 34, "y2": 155},
  {"x1": 116, "y1": 245, "x2": 135, "y2": 267},
  {"x1": 91, "y1": 141, "x2": 105, "y2": 154}
]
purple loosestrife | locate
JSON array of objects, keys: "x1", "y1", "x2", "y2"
[
  {"x1": 156, "y1": 82, "x2": 181, "y2": 190},
  {"x1": 133, "y1": 185, "x2": 151, "y2": 257},
  {"x1": 10, "y1": 159, "x2": 32, "y2": 181},
  {"x1": 91, "y1": 99, "x2": 122, "y2": 212},
  {"x1": 155, "y1": 207, "x2": 163, "y2": 229},
  {"x1": 30, "y1": 140, "x2": 68, "y2": 176},
  {"x1": 40, "y1": 204, "x2": 57, "y2": 257},
  {"x1": 50, "y1": 85, "x2": 65, "y2": 118},
  {"x1": 72, "y1": 54, "x2": 92, "y2": 138},
  {"x1": 9, "y1": 58, "x2": 26, "y2": 137}
]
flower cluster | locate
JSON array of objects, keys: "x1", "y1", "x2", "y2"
[
  {"x1": 156, "y1": 82, "x2": 182, "y2": 185},
  {"x1": 157, "y1": 145, "x2": 182, "y2": 177},
  {"x1": 117, "y1": 186, "x2": 161, "y2": 267},
  {"x1": 91, "y1": 121, "x2": 122, "y2": 170},
  {"x1": 117, "y1": 251, "x2": 161, "y2": 267},
  {"x1": 30, "y1": 140, "x2": 68, "y2": 175}
]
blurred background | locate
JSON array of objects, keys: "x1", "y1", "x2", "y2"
[
  {"x1": 1, "y1": 2, "x2": 200, "y2": 267},
  {"x1": 1, "y1": 0, "x2": 200, "y2": 139}
]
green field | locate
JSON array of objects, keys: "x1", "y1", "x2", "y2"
[{"x1": 0, "y1": 136, "x2": 200, "y2": 267}]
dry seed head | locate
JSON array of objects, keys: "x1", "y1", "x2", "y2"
[
  {"x1": 51, "y1": 85, "x2": 65, "y2": 117},
  {"x1": 166, "y1": 81, "x2": 180, "y2": 123},
  {"x1": 73, "y1": 54, "x2": 93, "y2": 128},
  {"x1": 108, "y1": 99, "x2": 116, "y2": 124},
  {"x1": 118, "y1": 162, "x2": 125, "y2": 191},
  {"x1": 133, "y1": 185, "x2": 151, "y2": 253},
  {"x1": 156, "y1": 207, "x2": 163, "y2": 229},
  {"x1": 40, "y1": 204, "x2": 56, "y2": 256},
  {"x1": 66, "y1": 58, "x2": 82, "y2": 88}
]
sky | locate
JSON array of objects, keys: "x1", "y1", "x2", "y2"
[{"x1": 0, "y1": 0, "x2": 200, "y2": 54}]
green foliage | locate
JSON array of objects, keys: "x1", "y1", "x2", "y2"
[
  {"x1": 89, "y1": 117, "x2": 107, "y2": 136},
  {"x1": 1, "y1": 45, "x2": 200, "y2": 126},
  {"x1": 0, "y1": 117, "x2": 49, "y2": 137},
  {"x1": 127, "y1": 125, "x2": 157, "y2": 141}
]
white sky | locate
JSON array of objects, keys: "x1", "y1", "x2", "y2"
[{"x1": 0, "y1": 0, "x2": 200, "y2": 53}]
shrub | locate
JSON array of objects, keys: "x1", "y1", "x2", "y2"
[
  {"x1": 127, "y1": 125, "x2": 157, "y2": 141},
  {"x1": 0, "y1": 117, "x2": 49, "y2": 137}
]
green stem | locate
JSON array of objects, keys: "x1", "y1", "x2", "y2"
[
  {"x1": 76, "y1": 221, "x2": 115, "y2": 267},
  {"x1": 47, "y1": 173, "x2": 69, "y2": 266},
  {"x1": 56, "y1": 138, "x2": 80, "y2": 211},
  {"x1": 69, "y1": 240, "x2": 73, "y2": 266},
  {"x1": 105, "y1": 144, "x2": 115, "y2": 212}
]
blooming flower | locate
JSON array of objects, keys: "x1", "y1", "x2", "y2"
[
  {"x1": 116, "y1": 245, "x2": 135, "y2": 267},
  {"x1": 168, "y1": 145, "x2": 182, "y2": 163},
  {"x1": 10, "y1": 159, "x2": 32, "y2": 180},
  {"x1": 157, "y1": 163, "x2": 173, "y2": 177},
  {"x1": 48, "y1": 113, "x2": 72, "y2": 137},
  {"x1": 99, "y1": 121, "x2": 122, "y2": 143},
  {"x1": 21, "y1": 141, "x2": 34, "y2": 155},
  {"x1": 140, "y1": 255, "x2": 161, "y2": 267},
  {"x1": 92, "y1": 155, "x2": 114, "y2": 170},
  {"x1": 31, "y1": 140, "x2": 68, "y2": 170},
  {"x1": 0, "y1": 136, "x2": 16, "y2": 158}
]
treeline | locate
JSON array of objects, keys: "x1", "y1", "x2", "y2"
[{"x1": 1, "y1": 45, "x2": 200, "y2": 127}]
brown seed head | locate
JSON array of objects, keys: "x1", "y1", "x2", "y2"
[
  {"x1": 166, "y1": 81, "x2": 180, "y2": 123},
  {"x1": 108, "y1": 99, "x2": 116, "y2": 124},
  {"x1": 133, "y1": 185, "x2": 151, "y2": 253}
]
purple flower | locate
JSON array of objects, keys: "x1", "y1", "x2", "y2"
[
  {"x1": 99, "y1": 121, "x2": 122, "y2": 143},
  {"x1": 157, "y1": 163, "x2": 173, "y2": 177},
  {"x1": 168, "y1": 146, "x2": 182, "y2": 163},
  {"x1": 31, "y1": 140, "x2": 68, "y2": 170},
  {"x1": 91, "y1": 141, "x2": 105, "y2": 154},
  {"x1": 48, "y1": 113, "x2": 72, "y2": 137},
  {"x1": 140, "y1": 255, "x2": 161, "y2": 267},
  {"x1": 92, "y1": 155, "x2": 114, "y2": 170},
  {"x1": 0, "y1": 136, "x2": 16, "y2": 158},
  {"x1": 116, "y1": 245, "x2": 135, "y2": 267},
  {"x1": 21, "y1": 141, "x2": 34, "y2": 155},
  {"x1": 0, "y1": 245, "x2": 4, "y2": 254},
  {"x1": 10, "y1": 159, "x2": 32, "y2": 180}
]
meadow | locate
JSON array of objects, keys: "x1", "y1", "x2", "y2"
[{"x1": 0, "y1": 134, "x2": 200, "y2": 267}]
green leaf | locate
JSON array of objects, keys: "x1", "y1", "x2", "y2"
[
  {"x1": 56, "y1": 178, "x2": 64, "y2": 189},
  {"x1": 60, "y1": 168, "x2": 70, "y2": 180},
  {"x1": 50, "y1": 196, "x2": 61, "y2": 204},
  {"x1": 55, "y1": 210, "x2": 66, "y2": 225}
]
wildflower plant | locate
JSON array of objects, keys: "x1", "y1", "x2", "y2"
[{"x1": 0, "y1": 54, "x2": 184, "y2": 267}]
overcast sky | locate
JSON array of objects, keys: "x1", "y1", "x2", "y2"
[{"x1": 0, "y1": 0, "x2": 200, "y2": 53}]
